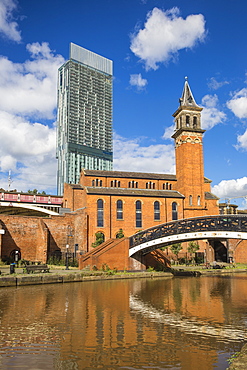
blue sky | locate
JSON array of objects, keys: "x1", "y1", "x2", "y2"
[{"x1": 0, "y1": 0, "x2": 247, "y2": 208}]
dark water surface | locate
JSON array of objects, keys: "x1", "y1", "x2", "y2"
[{"x1": 0, "y1": 274, "x2": 247, "y2": 370}]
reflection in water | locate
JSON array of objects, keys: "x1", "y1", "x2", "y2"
[{"x1": 0, "y1": 275, "x2": 246, "y2": 369}]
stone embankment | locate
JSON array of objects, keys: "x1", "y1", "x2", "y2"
[
  {"x1": 227, "y1": 343, "x2": 247, "y2": 370},
  {"x1": 0, "y1": 268, "x2": 173, "y2": 287}
]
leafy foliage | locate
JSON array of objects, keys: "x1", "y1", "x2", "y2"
[
  {"x1": 27, "y1": 189, "x2": 47, "y2": 195},
  {"x1": 187, "y1": 241, "x2": 199, "y2": 254},
  {"x1": 116, "y1": 228, "x2": 124, "y2": 239},
  {"x1": 170, "y1": 243, "x2": 183, "y2": 260},
  {"x1": 91, "y1": 232, "x2": 105, "y2": 248}
]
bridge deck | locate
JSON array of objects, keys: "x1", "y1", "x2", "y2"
[{"x1": 129, "y1": 215, "x2": 247, "y2": 256}]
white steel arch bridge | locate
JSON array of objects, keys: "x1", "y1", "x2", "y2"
[{"x1": 129, "y1": 215, "x2": 247, "y2": 257}]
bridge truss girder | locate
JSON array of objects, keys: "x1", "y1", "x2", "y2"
[{"x1": 129, "y1": 215, "x2": 247, "y2": 257}]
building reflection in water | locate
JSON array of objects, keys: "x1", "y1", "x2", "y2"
[{"x1": 0, "y1": 275, "x2": 246, "y2": 369}]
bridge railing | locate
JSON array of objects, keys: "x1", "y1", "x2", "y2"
[{"x1": 129, "y1": 215, "x2": 247, "y2": 248}]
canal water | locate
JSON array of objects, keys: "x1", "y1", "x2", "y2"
[{"x1": 0, "y1": 274, "x2": 247, "y2": 370}]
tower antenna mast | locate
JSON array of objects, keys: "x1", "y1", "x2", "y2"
[{"x1": 8, "y1": 170, "x2": 13, "y2": 191}]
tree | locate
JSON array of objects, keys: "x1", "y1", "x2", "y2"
[
  {"x1": 170, "y1": 243, "x2": 183, "y2": 261},
  {"x1": 187, "y1": 241, "x2": 199, "y2": 264},
  {"x1": 116, "y1": 228, "x2": 124, "y2": 239},
  {"x1": 27, "y1": 189, "x2": 39, "y2": 194},
  {"x1": 160, "y1": 245, "x2": 169, "y2": 255},
  {"x1": 91, "y1": 232, "x2": 105, "y2": 248}
]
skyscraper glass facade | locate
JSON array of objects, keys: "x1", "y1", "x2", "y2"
[{"x1": 56, "y1": 43, "x2": 113, "y2": 195}]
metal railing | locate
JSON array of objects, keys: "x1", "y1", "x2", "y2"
[{"x1": 129, "y1": 215, "x2": 247, "y2": 249}]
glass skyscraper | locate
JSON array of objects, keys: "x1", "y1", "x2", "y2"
[{"x1": 56, "y1": 43, "x2": 113, "y2": 195}]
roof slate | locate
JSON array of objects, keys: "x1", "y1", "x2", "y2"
[
  {"x1": 83, "y1": 169, "x2": 177, "y2": 181},
  {"x1": 85, "y1": 186, "x2": 184, "y2": 198},
  {"x1": 205, "y1": 192, "x2": 219, "y2": 200}
]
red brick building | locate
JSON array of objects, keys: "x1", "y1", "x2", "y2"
[
  {"x1": 3, "y1": 79, "x2": 247, "y2": 268},
  {"x1": 63, "y1": 79, "x2": 219, "y2": 252}
]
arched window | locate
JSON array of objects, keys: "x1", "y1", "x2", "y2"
[
  {"x1": 116, "y1": 200, "x2": 123, "y2": 220},
  {"x1": 186, "y1": 115, "x2": 190, "y2": 127},
  {"x1": 92, "y1": 180, "x2": 95, "y2": 186},
  {"x1": 172, "y1": 202, "x2": 178, "y2": 220},
  {"x1": 111, "y1": 180, "x2": 120, "y2": 188},
  {"x1": 129, "y1": 181, "x2": 138, "y2": 188},
  {"x1": 193, "y1": 116, "x2": 197, "y2": 128},
  {"x1": 97, "y1": 199, "x2": 104, "y2": 227},
  {"x1": 136, "y1": 201, "x2": 142, "y2": 228},
  {"x1": 197, "y1": 195, "x2": 201, "y2": 206},
  {"x1": 189, "y1": 195, "x2": 193, "y2": 206},
  {"x1": 146, "y1": 181, "x2": 155, "y2": 189},
  {"x1": 154, "y1": 201, "x2": 160, "y2": 220}
]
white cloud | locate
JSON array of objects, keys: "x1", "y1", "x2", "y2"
[
  {"x1": 212, "y1": 177, "x2": 247, "y2": 201},
  {"x1": 163, "y1": 124, "x2": 175, "y2": 140},
  {"x1": 0, "y1": 42, "x2": 65, "y2": 119},
  {"x1": 0, "y1": 0, "x2": 21, "y2": 42},
  {"x1": 207, "y1": 77, "x2": 229, "y2": 90},
  {"x1": 130, "y1": 7, "x2": 206, "y2": 70},
  {"x1": 201, "y1": 94, "x2": 226, "y2": 129},
  {"x1": 0, "y1": 111, "x2": 57, "y2": 192},
  {"x1": 227, "y1": 88, "x2": 247, "y2": 119},
  {"x1": 235, "y1": 129, "x2": 247, "y2": 151},
  {"x1": 0, "y1": 42, "x2": 65, "y2": 193},
  {"x1": 129, "y1": 73, "x2": 147, "y2": 90},
  {"x1": 113, "y1": 133, "x2": 175, "y2": 174}
]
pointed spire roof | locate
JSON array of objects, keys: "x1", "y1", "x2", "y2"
[{"x1": 179, "y1": 77, "x2": 199, "y2": 107}]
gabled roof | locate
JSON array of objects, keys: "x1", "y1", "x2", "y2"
[
  {"x1": 205, "y1": 192, "x2": 219, "y2": 200},
  {"x1": 85, "y1": 186, "x2": 184, "y2": 198},
  {"x1": 82, "y1": 169, "x2": 177, "y2": 181},
  {"x1": 179, "y1": 77, "x2": 199, "y2": 108}
]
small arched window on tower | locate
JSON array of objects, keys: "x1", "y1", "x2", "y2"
[
  {"x1": 193, "y1": 116, "x2": 197, "y2": 128},
  {"x1": 154, "y1": 201, "x2": 160, "y2": 221},
  {"x1": 189, "y1": 195, "x2": 193, "y2": 206},
  {"x1": 136, "y1": 201, "x2": 142, "y2": 228},
  {"x1": 186, "y1": 115, "x2": 190, "y2": 127},
  {"x1": 172, "y1": 202, "x2": 178, "y2": 220},
  {"x1": 197, "y1": 195, "x2": 201, "y2": 206},
  {"x1": 97, "y1": 199, "x2": 104, "y2": 227}
]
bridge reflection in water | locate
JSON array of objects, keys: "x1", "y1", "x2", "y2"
[
  {"x1": 0, "y1": 275, "x2": 247, "y2": 369},
  {"x1": 129, "y1": 214, "x2": 247, "y2": 256}
]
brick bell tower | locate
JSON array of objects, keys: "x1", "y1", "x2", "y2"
[{"x1": 172, "y1": 78, "x2": 206, "y2": 218}]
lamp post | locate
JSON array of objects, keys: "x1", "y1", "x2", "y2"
[
  {"x1": 65, "y1": 226, "x2": 73, "y2": 270},
  {"x1": 65, "y1": 244, "x2": 69, "y2": 270},
  {"x1": 15, "y1": 250, "x2": 19, "y2": 267}
]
